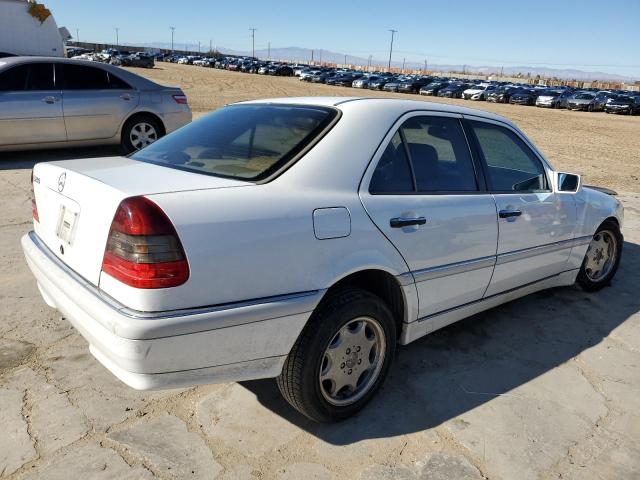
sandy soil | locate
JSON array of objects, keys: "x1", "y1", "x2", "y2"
[
  {"x1": 128, "y1": 62, "x2": 640, "y2": 193},
  {"x1": 1, "y1": 62, "x2": 639, "y2": 480}
]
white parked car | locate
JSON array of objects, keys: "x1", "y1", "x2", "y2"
[
  {"x1": 462, "y1": 84, "x2": 496, "y2": 100},
  {"x1": 23, "y1": 98, "x2": 624, "y2": 422}
]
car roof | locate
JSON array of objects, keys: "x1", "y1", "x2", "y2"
[{"x1": 235, "y1": 96, "x2": 512, "y2": 125}]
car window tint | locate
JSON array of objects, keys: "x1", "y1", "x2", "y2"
[
  {"x1": 26, "y1": 63, "x2": 55, "y2": 90},
  {"x1": 0, "y1": 64, "x2": 29, "y2": 91},
  {"x1": 131, "y1": 104, "x2": 337, "y2": 181},
  {"x1": 369, "y1": 132, "x2": 414, "y2": 194},
  {"x1": 107, "y1": 72, "x2": 132, "y2": 89},
  {"x1": 401, "y1": 116, "x2": 477, "y2": 192},
  {"x1": 470, "y1": 121, "x2": 548, "y2": 192},
  {"x1": 62, "y1": 64, "x2": 110, "y2": 89}
]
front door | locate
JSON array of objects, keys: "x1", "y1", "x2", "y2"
[
  {"x1": 0, "y1": 62, "x2": 66, "y2": 146},
  {"x1": 359, "y1": 113, "x2": 498, "y2": 321},
  {"x1": 465, "y1": 118, "x2": 577, "y2": 297}
]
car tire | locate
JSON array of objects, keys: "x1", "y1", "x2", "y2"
[
  {"x1": 121, "y1": 114, "x2": 163, "y2": 154},
  {"x1": 587, "y1": 104, "x2": 594, "y2": 112},
  {"x1": 277, "y1": 287, "x2": 396, "y2": 423},
  {"x1": 577, "y1": 220, "x2": 623, "y2": 292}
]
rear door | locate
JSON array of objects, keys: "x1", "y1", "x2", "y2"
[
  {"x1": 360, "y1": 113, "x2": 498, "y2": 321},
  {"x1": 58, "y1": 63, "x2": 139, "y2": 141},
  {"x1": 465, "y1": 118, "x2": 577, "y2": 296},
  {"x1": 0, "y1": 62, "x2": 66, "y2": 146}
]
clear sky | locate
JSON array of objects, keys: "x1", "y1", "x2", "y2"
[{"x1": 47, "y1": 0, "x2": 640, "y2": 77}]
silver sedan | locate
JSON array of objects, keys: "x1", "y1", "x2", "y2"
[{"x1": 0, "y1": 56, "x2": 192, "y2": 152}]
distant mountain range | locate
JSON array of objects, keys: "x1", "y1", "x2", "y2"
[{"x1": 140, "y1": 42, "x2": 638, "y2": 82}]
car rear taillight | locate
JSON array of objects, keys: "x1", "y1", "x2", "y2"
[
  {"x1": 101, "y1": 196, "x2": 189, "y2": 289},
  {"x1": 30, "y1": 170, "x2": 39, "y2": 222},
  {"x1": 172, "y1": 94, "x2": 188, "y2": 104}
]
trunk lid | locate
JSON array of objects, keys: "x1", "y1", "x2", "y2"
[{"x1": 32, "y1": 156, "x2": 250, "y2": 286}]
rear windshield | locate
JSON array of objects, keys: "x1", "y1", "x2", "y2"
[{"x1": 131, "y1": 104, "x2": 338, "y2": 181}]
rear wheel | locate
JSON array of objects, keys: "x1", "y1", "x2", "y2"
[
  {"x1": 121, "y1": 115, "x2": 163, "y2": 154},
  {"x1": 577, "y1": 220, "x2": 622, "y2": 292},
  {"x1": 277, "y1": 288, "x2": 396, "y2": 423}
]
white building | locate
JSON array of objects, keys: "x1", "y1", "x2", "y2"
[{"x1": 0, "y1": 0, "x2": 66, "y2": 57}]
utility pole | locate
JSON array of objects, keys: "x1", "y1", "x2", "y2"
[
  {"x1": 424, "y1": 58, "x2": 427, "y2": 73},
  {"x1": 209, "y1": 39, "x2": 212, "y2": 54},
  {"x1": 319, "y1": 49, "x2": 322, "y2": 65},
  {"x1": 249, "y1": 28, "x2": 256, "y2": 59},
  {"x1": 500, "y1": 66, "x2": 504, "y2": 77},
  {"x1": 402, "y1": 57, "x2": 405, "y2": 71},
  {"x1": 388, "y1": 29, "x2": 397, "y2": 71},
  {"x1": 114, "y1": 27, "x2": 119, "y2": 48},
  {"x1": 75, "y1": 28, "x2": 79, "y2": 44},
  {"x1": 368, "y1": 54, "x2": 372, "y2": 68},
  {"x1": 268, "y1": 41, "x2": 271, "y2": 59},
  {"x1": 344, "y1": 54, "x2": 347, "y2": 65},
  {"x1": 170, "y1": 27, "x2": 175, "y2": 53},
  {"x1": 198, "y1": 41, "x2": 201, "y2": 54},
  {"x1": 311, "y1": 49, "x2": 314, "y2": 63}
]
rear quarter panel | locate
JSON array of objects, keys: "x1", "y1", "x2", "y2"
[{"x1": 100, "y1": 184, "x2": 410, "y2": 312}]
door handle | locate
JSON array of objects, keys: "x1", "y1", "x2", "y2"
[
  {"x1": 499, "y1": 209, "x2": 522, "y2": 218},
  {"x1": 390, "y1": 217, "x2": 427, "y2": 228},
  {"x1": 42, "y1": 96, "x2": 58, "y2": 104},
  {"x1": 120, "y1": 94, "x2": 133, "y2": 101}
]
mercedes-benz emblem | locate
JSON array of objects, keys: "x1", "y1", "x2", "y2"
[{"x1": 57, "y1": 172, "x2": 66, "y2": 192}]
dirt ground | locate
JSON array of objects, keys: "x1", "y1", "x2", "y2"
[{"x1": 1, "y1": 63, "x2": 639, "y2": 480}]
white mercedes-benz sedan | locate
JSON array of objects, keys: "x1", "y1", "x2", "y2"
[{"x1": 23, "y1": 97, "x2": 624, "y2": 422}]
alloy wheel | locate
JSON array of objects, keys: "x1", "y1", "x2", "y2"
[
  {"x1": 319, "y1": 317, "x2": 386, "y2": 406},
  {"x1": 584, "y1": 230, "x2": 617, "y2": 282}
]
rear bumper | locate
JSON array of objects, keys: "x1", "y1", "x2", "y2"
[{"x1": 22, "y1": 232, "x2": 319, "y2": 390}]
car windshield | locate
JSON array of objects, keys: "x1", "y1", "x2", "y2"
[
  {"x1": 542, "y1": 91, "x2": 560, "y2": 97},
  {"x1": 574, "y1": 93, "x2": 595, "y2": 99},
  {"x1": 131, "y1": 104, "x2": 337, "y2": 181}
]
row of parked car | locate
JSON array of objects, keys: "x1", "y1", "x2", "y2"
[
  {"x1": 66, "y1": 48, "x2": 156, "y2": 68},
  {"x1": 294, "y1": 67, "x2": 640, "y2": 115},
  {"x1": 92, "y1": 51, "x2": 639, "y2": 116}
]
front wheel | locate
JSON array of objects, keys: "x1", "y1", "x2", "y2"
[
  {"x1": 577, "y1": 220, "x2": 622, "y2": 292},
  {"x1": 277, "y1": 287, "x2": 396, "y2": 422}
]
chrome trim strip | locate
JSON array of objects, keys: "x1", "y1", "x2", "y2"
[
  {"x1": 496, "y1": 236, "x2": 592, "y2": 265},
  {"x1": 395, "y1": 236, "x2": 591, "y2": 286},
  {"x1": 414, "y1": 268, "x2": 580, "y2": 324},
  {"x1": 28, "y1": 231, "x2": 321, "y2": 322},
  {"x1": 396, "y1": 272, "x2": 415, "y2": 287},
  {"x1": 412, "y1": 256, "x2": 496, "y2": 283}
]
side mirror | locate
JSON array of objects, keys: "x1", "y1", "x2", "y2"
[{"x1": 557, "y1": 172, "x2": 581, "y2": 193}]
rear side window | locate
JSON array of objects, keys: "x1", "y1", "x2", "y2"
[
  {"x1": 0, "y1": 63, "x2": 55, "y2": 91},
  {"x1": 61, "y1": 64, "x2": 110, "y2": 89},
  {"x1": 469, "y1": 121, "x2": 549, "y2": 192},
  {"x1": 131, "y1": 104, "x2": 338, "y2": 181},
  {"x1": 107, "y1": 72, "x2": 132, "y2": 89},
  {"x1": 400, "y1": 116, "x2": 477, "y2": 192},
  {"x1": 369, "y1": 132, "x2": 414, "y2": 193}
]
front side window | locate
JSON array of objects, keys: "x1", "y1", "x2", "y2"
[
  {"x1": 469, "y1": 121, "x2": 548, "y2": 192},
  {"x1": 0, "y1": 63, "x2": 54, "y2": 91},
  {"x1": 132, "y1": 104, "x2": 337, "y2": 181}
]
